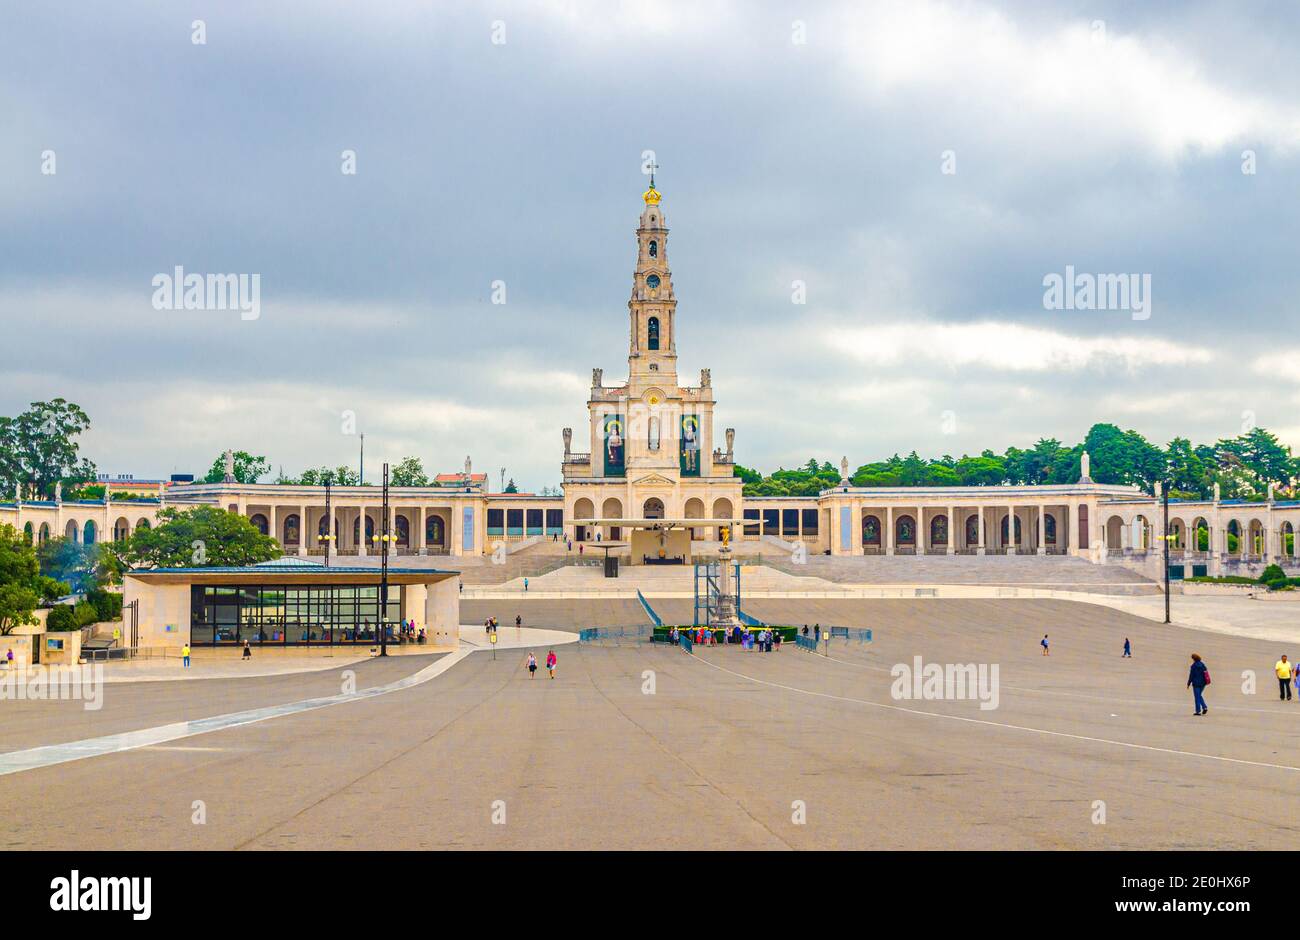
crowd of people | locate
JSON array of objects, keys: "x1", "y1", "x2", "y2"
[{"x1": 666, "y1": 625, "x2": 783, "y2": 653}]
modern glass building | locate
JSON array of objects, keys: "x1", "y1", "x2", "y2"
[
  {"x1": 123, "y1": 557, "x2": 462, "y2": 649},
  {"x1": 190, "y1": 583, "x2": 405, "y2": 646}
]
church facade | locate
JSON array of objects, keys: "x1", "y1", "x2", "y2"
[
  {"x1": 560, "y1": 177, "x2": 743, "y2": 553},
  {"x1": 4, "y1": 182, "x2": 1300, "y2": 578}
]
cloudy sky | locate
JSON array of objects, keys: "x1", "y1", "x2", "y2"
[{"x1": 3, "y1": 0, "x2": 1298, "y2": 490}]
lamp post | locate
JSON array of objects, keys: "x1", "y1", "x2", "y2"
[
  {"x1": 315, "y1": 486, "x2": 335, "y2": 566},
  {"x1": 317, "y1": 480, "x2": 334, "y2": 567},
  {"x1": 1162, "y1": 483, "x2": 1171, "y2": 624},
  {"x1": 371, "y1": 463, "x2": 395, "y2": 656}
]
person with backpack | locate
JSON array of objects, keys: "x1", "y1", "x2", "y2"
[
  {"x1": 1040, "y1": 634, "x2": 1050, "y2": 656},
  {"x1": 525, "y1": 652, "x2": 538, "y2": 678},
  {"x1": 1187, "y1": 653, "x2": 1210, "y2": 715}
]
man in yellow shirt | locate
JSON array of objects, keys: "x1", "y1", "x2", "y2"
[
  {"x1": 182, "y1": 644, "x2": 191, "y2": 669},
  {"x1": 1275, "y1": 655, "x2": 1292, "y2": 701}
]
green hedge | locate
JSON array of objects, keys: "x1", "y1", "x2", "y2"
[
  {"x1": 86, "y1": 588, "x2": 123, "y2": 622},
  {"x1": 45, "y1": 602, "x2": 100, "y2": 632}
]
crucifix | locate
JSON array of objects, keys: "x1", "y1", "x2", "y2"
[{"x1": 646, "y1": 158, "x2": 660, "y2": 188}]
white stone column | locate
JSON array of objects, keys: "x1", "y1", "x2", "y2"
[
  {"x1": 885, "y1": 506, "x2": 894, "y2": 555},
  {"x1": 947, "y1": 505, "x2": 955, "y2": 554},
  {"x1": 298, "y1": 505, "x2": 308, "y2": 555},
  {"x1": 416, "y1": 506, "x2": 426, "y2": 555},
  {"x1": 1007, "y1": 505, "x2": 1016, "y2": 553},
  {"x1": 977, "y1": 508, "x2": 986, "y2": 555},
  {"x1": 270, "y1": 505, "x2": 279, "y2": 550},
  {"x1": 1068, "y1": 502, "x2": 1079, "y2": 552},
  {"x1": 357, "y1": 506, "x2": 367, "y2": 557},
  {"x1": 1037, "y1": 504, "x2": 1046, "y2": 555}
]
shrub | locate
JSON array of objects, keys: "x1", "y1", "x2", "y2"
[
  {"x1": 73, "y1": 601, "x2": 99, "y2": 628},
  {"x1": 1259, "y1": 564, "x2": 1286, "y2": 585},
  {"x1": 86, "y1": 588, "x2": 123, "y2": 622},
  {"x1": 45, "y1": 605, "x2": 77, "y2": 632}
]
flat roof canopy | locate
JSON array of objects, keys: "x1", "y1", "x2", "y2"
[{"x1": 124, "y1": 566, "x2": 459, "y2": 587}]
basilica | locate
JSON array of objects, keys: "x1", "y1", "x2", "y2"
[{"x1": 5, "y1": 181, "x2": 1300, "y2": 579}]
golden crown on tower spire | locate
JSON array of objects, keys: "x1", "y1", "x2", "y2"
[{"x1": 643, "y1": 162, "x2": 661, "y2": 205}]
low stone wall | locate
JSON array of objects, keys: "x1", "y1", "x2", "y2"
[{"x1": 1182, "y1": 582, "x2": 1259, "y2": 596}]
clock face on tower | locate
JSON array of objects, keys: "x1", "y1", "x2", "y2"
[{"x1": 645, "y1": 274, "x2": 660, "y2": 291}]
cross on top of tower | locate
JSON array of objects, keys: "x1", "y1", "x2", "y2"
[{"x1": 643, "y1": 161, "x2": 662, "y2": 205}]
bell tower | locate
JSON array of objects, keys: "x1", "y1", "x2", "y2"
[{"x1": 627, "y1": 168, "x2": 677, "y2": 391}]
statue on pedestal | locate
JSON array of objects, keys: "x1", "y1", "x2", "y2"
[
  {"x1": 562, "y1": 427, "x2": 572, "y2": 458},
  {"x1": 223, "y1": 449, "x2": 236, "y2": 483},
  {"x1": 841, "y1": 456, "x2": 849, "y2": 483},
  {"x1": 592, "y1": 368, "x2": 603, "y2": 388},
  {"x1": 54, "y1": 481, "x2": 62, "y2": 503},
  {"x1": 725, "y1": 428, "x2": 735, "y2": 462},
  {"x1": 1078, "y1": 450, "x2": 1092, "y2": 484},
  {"x1": 700, "y1": 368, "x2": 711, "y2": 388}
]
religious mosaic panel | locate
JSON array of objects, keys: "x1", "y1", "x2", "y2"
[
  {"x1": 603, "y1": 414, "x2": 625, "y2": 477},
  {"x1": 679, "y1": 413, "x2": 701, "y2": 477}
]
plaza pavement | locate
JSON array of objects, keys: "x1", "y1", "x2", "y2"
[{"x1": 0, "y1": 599, "x2": 1297, "y2": 849}]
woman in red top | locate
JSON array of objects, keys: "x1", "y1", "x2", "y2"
[{"x1": 545, "y1": 650, "x2": 557, "y2": 679}]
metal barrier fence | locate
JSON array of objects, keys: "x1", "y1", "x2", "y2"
[
  {"x1": 81, "y1": 645, "x2": 180, "y2": 663},
  {"x1": 577, "y1": 625, "x2": 654, "y2": 645},
  {"x1": 793, "y1": 627, "x2": 874, "y2": 655}
]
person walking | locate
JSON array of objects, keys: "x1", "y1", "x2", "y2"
[
  {"x1": 546, "y1": 649, "x2": 557, "y2": 679},
  {"x1": 526, "y1": 652, "x2": 538, "y2": 678},
  {"x1": 1275, "y1": 655, "x2": 1293, "y2": 701},
  {"x1": 1187, "y1": 653, "x2": 1210, "y2": 715},
  {"x1": 1122, "y1": 637, "x2": 1131, "y2": 658},
  {"x1": 524, "y1": 577, "x2": 529, "y2": 592},
  {"x1": 242, "y1": 640, "x2": 252, "y2": 660},
  {"x1": 515, "y1": 614, "x2": 522, "y2": 629},
  {"x1": 182, "y1": 644, "x2": 190, "y2": 669},
  {"x1": 1040, "y1": 634, "x2": 1050, "y2": 656}
]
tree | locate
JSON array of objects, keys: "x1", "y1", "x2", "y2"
[
  {"x1": 1165, "y1": 437, "x2": 1209, "y2": 498},
  {"x1": 390, "y1": 457, "x2": 429, "y2": 487},
  {"x1": 0, "y1": 524, "x2": 68, "y2": 635},
  {"x1": 114, "y1": 506, "x2": 281, "y2": 570},
  {"x1": 1216, "y1": 428, "x2": 1297, "y2": 496},
  {"x1": 285, "y1": 465, "x2": 360, "y2": 486},
  {"x1": 204, "y1": 450, "x2": 271, "y2": 484},
  {"x1": 0, "y1": 399, "x2": 97, "y2": 498},
  {"x1": 36, "y1": 537, "x2": 102, "y2": 595}
]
